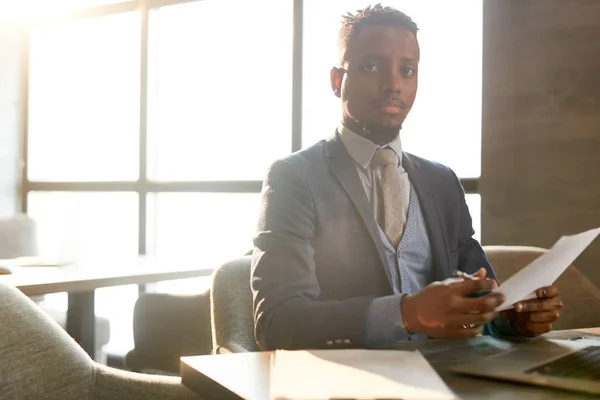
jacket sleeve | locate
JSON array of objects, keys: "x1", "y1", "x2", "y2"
[
  {"x1": 449, "y1": 168, "x2": 495, "y2": 280},
  {"x1": 448, "y1": 168, "x2": 521, "y2": 337},
  {"x1": 251, "y1": 159, "x2": 378, "y2": 350}
]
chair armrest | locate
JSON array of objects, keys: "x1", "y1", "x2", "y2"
[
  {"x1": 213, "y1": 342, "x2": 253, "y2": 355},
  {"x1": 210, "y1": 256, "x2": 261, "y2": 353},
  {"x1": 93, "y1": 364, "x2": 203, "y2": 400}
]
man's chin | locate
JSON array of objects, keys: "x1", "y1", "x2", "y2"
[{"x1": 361, "y1": 123, "x2": 402, "y2": 145}]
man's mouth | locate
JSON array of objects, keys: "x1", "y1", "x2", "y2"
[{"x1": 375, "y1": 100, "x2": 407, "y2": 115}]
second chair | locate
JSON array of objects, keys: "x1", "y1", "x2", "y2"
[{"x1": 210, "y1": 255, "x2": 259, "y2": 354}]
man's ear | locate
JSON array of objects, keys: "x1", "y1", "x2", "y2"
[{"x1": 330, "y1": 67, "x2": 344, "y2": 98}]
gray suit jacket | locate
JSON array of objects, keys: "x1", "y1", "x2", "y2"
[{"x1": 251, "y1": 133, "x2": 495, "y2": 350}]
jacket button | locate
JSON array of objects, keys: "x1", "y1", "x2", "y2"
[
  {"x1": 326, "y1": 340, "x2": 333, "y2": 346},
  {"x1": 343, "y1": 339, "x2": 351, "y2": 345}
]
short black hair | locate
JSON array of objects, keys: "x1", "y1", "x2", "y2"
[{"x1": 338, "y1": 3, "x2": 419, "y2": 63}]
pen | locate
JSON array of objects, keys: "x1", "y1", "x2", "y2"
[
  {"x1": 452, "y1": 270, "x2": 490, "y2": 330},
  {"x1": 453, "y1": 269, "x2": 494, "y2": 303},
  {"x1": 452, "y1": 270, "x2": 478, "y2": 280}
]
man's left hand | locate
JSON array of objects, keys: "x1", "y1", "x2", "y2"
[{"x1": 499, "y1": 285, "x2": 563, "y2": 337}]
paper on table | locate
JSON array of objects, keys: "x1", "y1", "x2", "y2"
[
  {"x1": 494, "y1": 227, "x2": 600, "y2": 311},
  {"x1": 270, "y1": 349, "x2": 457, "y2": 400},
  {"x1": 0, "y1": 257, "x2": 61, "y2": 267}
]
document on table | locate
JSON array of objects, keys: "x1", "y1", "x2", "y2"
[
  {"x1": 270, "y1": 349, "x2": 457, "y2": 400},
  {"x1": 494, "y1": 227, "x2": 600, "y2": 311},
  {"x1": 0, "y1": 256, "x2": 61, "y2": 267}
]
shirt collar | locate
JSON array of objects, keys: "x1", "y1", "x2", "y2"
[{"x1": 338, "y1": 123, "x2": 403, "y2": 169}]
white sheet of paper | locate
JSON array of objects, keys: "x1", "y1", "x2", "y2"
[
  {"x1": 0, "y1": 256, "x2": 61, "y2": 267},
  {"x1": 494, "y1": 227, "x2": 600, "y2": 311},
  {"x1": 270, "y1": 349, "x2": 457, "y2": 400}
]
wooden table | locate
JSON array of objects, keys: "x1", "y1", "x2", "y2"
[
  {"x1": 180, "y1": 328, "x2": 600, "y2": 400},
  {"x1": 0, "y1": 256, "x2": 214, "y2": 358}
]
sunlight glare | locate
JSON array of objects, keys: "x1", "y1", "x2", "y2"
[{"x1": 0, "y1": 0, "x2": 123, "y2": 22}]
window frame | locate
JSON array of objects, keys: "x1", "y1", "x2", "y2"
[{"x1": 19, "y1": 0, "x2": 478, "y2": 270}]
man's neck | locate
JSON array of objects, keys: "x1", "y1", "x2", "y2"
[
  {"x1": 338, "y1": 123, "x2": 404, "y2": 169},
  {"x1": 342, "y1": 121, "x2": 400, "y2": 146}
]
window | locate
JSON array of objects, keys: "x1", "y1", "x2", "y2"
[
  {"x1": 27, "y1": 191, "x2": 139, "y2": 260},
  {"x1": 28, "y1": 12, "x2": 140, "y2": 182},
  {"x1": 147, "y1": 192, "x2": 260, "y2": 292},
  {"x1": 22, "y1": 0, "x2": 483, "y2": 355},
  {"x1": 147, "y1": 0, "x2": 293, "y2": 181},
  {"x1": 147, "y1": 192, "x2": 259, "y2": 262}
]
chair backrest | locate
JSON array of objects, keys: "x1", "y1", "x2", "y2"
[
  {"x1": 0, "y1": 283, "x2": 202, "y2": 399},
  {"x1": 126, "y1": 291, "x2": 212, "y2": 374},
  {"x1": 0, "y1": 283, "x2": 94, "y2": 398},
  {"x1": 210, "y1": 256, "x2": 260, "y2": 353},
  {"x1": 484, "y1": 245, "x2": 600, "y2": 330}
]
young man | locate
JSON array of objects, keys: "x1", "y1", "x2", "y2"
[{"x1": 251, "y1": 4, "x2": 563, "y2": 350}]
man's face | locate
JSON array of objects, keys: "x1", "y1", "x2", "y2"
[{"x1": 331, "y1": 25, "x2": 419, "y2": 142}]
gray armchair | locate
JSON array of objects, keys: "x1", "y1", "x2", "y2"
[
  {"x1": 0, "y1": 282, "x2": 202, "y2": 399},
  {"x1": 125, "y1": 291, "x2": 212, "y2": 374},
  {"x1": 210, "y1": 256, "x2": 259, "y2": 354},
  {"x1": 124, "y1": 257, "x2": 259, "y2": 372}
]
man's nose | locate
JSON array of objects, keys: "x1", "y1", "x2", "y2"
[{"x1": 381, "y1": 69, "x2": 402, "y2": 95}]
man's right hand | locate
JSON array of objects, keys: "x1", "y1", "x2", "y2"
[{"x1": 400, "y1": 268, "x2": 506, "y2": 339}]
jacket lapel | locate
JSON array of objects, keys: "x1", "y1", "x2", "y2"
[
  {"x1": 403, "y1": 153, "x2": 452, "y2": 281},
  {"x1": 325, "y1": 133, "x2": 393, "y2": 288}
]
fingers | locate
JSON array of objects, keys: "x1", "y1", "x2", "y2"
[
  {"x1": 528, "y1": 310, "x2": 560, "y2": 323},
  {"x1": 454, "y1": 277, "x2": 498, "y2": 295},
  {"x1": 472, "y1": 267, "x2": 487, "y2": 279},
  {"x1": 514, "y1": 296, "x2": 563, "y2": 312},
  {"x1": 536, "y1": 285, "x2": 559, "y2": 299},
  {"x1": 513, "y1": 309, "x2": 560, "y2": 336},
  {"x1": 521, "y1": 321, "x2": 554, "y2": 336},
  {"x1": 455, "y1": 292, "x2": 505, "y2": 313}
]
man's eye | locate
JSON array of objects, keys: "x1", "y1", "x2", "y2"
[
  {"x1": 402, "y1": 66, "x2": 416, "y2": 77},
  {"x1": 364, "y1": 64, "x2": 378, "y2": 72}
]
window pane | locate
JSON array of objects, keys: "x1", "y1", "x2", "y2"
[
  {"x1": 465, "y1": 194, "x2": 481, "y2": 243},
  {"x1": 302, "y1": 0, "x2": 482, "y2": 178},
  {"x1": 147, "y1": 0, "x2": 293, "y2": 181},
  {"x1": 27, "y1": 191, "x2": 139, "y2": 261},
  {"x1": 28, "y1": 12, "x2": 140, "y2": 182},
  {"x1": 148, "y1": 192, "x2": 259, "y2": 263},
  {"x1": 148, "y1": 192, "x2": 259, "y2": 293}
]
